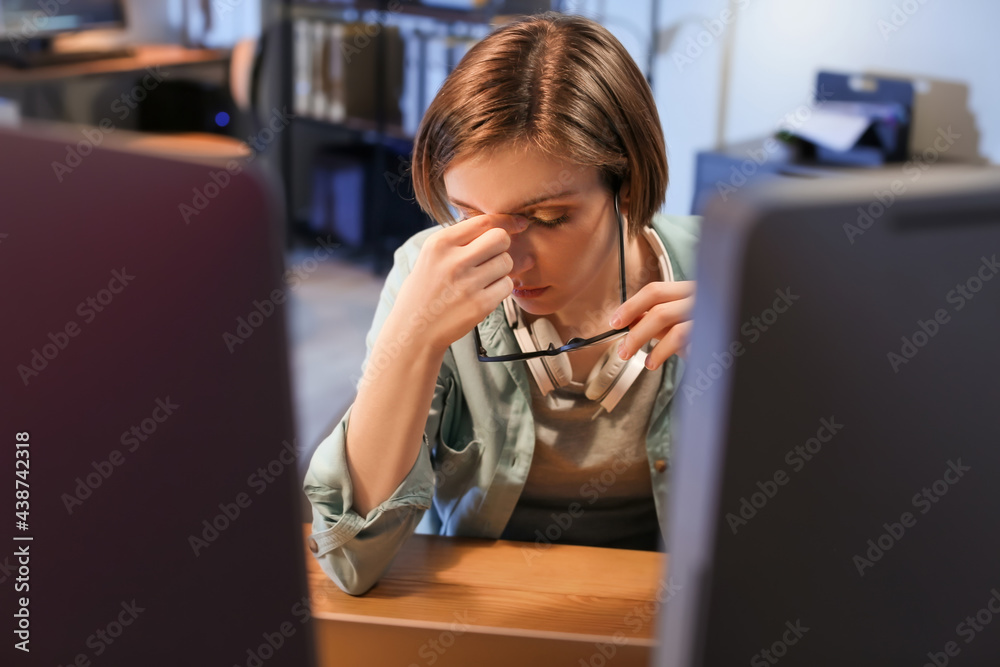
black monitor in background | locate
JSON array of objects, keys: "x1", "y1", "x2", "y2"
[
  {"x1": 0, "y1": 0, "x2": 124, "y2": 36},
  {"x1": 0, "y1": 0, "x2": 128, "y2": 67},
  {"x1": 656, "y1": 166, "x2": 1000, "y2": 666},
  {"x1": 0, "y1": 121, "x2": 316, "y2": 666}
]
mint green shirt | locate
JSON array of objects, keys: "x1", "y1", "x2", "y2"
[{"x1": 304, "y1": 213, "x2": 701, "y2": 595}]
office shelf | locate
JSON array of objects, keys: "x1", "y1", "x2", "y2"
[{"x1": 268, "y1": 0, "x2": 525, "y2": 268}]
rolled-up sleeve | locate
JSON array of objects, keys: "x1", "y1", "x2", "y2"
[
  {"x1": 302, "y1": 228, "x2": 452, "y2": 596},
  {"x1": 303, "y1": 403, "x2": 437, "y2": 596}
]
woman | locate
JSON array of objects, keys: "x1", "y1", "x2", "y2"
[{"x1": 304, "y1": 12, "x2": 700, "y2": 596}]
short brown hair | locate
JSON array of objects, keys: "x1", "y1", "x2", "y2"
[{"x1": 411, "y1": 12, "x2": 668, "y2": 239}]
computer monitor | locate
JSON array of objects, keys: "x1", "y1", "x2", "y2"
[
  {"x1": 0, "y1": 0, "x2": 125, "y2": 38},
  {"x1": 0, "y1": 121, "x2": 316, "y2": 666},
  {"x1": 0, "y1": 0, "x2": 127, "y2": 66},
  {"x1": 657, "y1": 166, "x2": 1000, "y2": 665}
]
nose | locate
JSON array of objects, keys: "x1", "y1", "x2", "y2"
[{"x1": 506, "y1": 225, "x2": 535, "y2": 278}]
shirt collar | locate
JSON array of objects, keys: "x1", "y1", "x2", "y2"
[{"x1": 476, "y1": 305, "x2": 533, "y2": 398}]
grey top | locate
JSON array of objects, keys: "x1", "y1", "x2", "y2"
[{"x1": 499, "y1": 356, "x2": 665, "y2": 552}]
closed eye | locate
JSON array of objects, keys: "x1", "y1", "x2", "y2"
[
  {"x1": 452, "y1": 207, "x2": 570, "y2": 227},
  {"x1": 530, "y1": 214, "x2": 570, "y2": 227}
]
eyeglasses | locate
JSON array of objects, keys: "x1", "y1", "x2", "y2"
[{"x1": 473, "y1": 191, "x2": 629, "y2": 363}]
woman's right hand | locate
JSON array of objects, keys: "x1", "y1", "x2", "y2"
[{"x1": 390, "y1": 213, "x2": 529, "y2": 352}]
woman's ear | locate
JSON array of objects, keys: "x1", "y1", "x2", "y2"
[{"x1": 618, "y1": 182, "x2": 632, "y2": 224}]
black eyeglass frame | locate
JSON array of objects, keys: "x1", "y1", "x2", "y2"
[{"x1": 473, "y1": 191, "x2": 629, "y2": 363}]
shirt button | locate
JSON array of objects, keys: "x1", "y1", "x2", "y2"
[
  {"x1": 654, "y1": 459, "x2": 668, "y2": 473},
  {"x1": 308, "y1": 537, "x2": 319, "y2": 554}
]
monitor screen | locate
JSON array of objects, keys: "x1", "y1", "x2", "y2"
[
  {"x1": 0, "y1": 0, "x2": 125, "y2": 37},
  {"x1": 656, "y1": 165, "x2": 1000, "y2": 666},
  {"x1": 0, "y1": 121, "x2": 317, "y2": 666}
]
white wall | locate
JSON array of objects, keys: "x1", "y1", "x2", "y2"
[
  {"x1": 574, "y1": 0, "x2": 999, "y2": 214},
  {"x1": 174, "y1": 0, "x2": 262, "y2": 48}
]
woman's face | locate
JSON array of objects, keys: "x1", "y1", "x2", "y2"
[{"x1": 443, "y1": 145, "x2": 623, "y2": 324}]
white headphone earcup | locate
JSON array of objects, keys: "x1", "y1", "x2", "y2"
[
  {"x1": 585, "y1": 346, "x2": 649, "y2": 412},
  {"x1": 584, "y1": 347, "x2": 629, "y2": 401},
  {"x1": 531, "y1": 317, "x2": 573, "y2": 389},
  {"x1": 511, "y1": 318, "x2": 555, "y2": 395}
]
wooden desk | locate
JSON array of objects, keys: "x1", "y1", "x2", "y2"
[
  {"x1": 0, "y1": 45, "x2": 229, "y2": 84},
  {"x1": 0, "y1": 45, "x2": 229, "y2": 124},
  {"x1": 303, "y1": 525, "x2": 670, "y2": 666}
]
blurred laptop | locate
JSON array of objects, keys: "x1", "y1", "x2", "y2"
[
  {"x1": 0, "y1": 121, "x2": 316, "y2": 665},
  {"x1": 657, "y1": 166, "x2": 1000, "y2": 665}
]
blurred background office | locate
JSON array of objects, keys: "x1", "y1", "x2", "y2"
[{"x1": 2, "y1": 0, "x2": 996, "y2": 474}]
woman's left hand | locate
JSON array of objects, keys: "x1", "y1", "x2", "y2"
[{"x1": 609, "y1": 280, "x2": 696, "y2": 370}]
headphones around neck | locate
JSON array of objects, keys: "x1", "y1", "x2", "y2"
[{"x1": 503, "y1": 225, "x2": 675, "y2": 413}]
